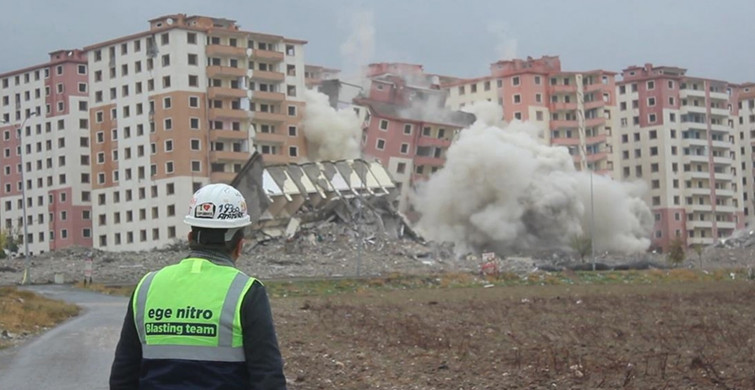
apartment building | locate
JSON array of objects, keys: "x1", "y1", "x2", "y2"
[
  {"x1": 1, "y1": 14, "x2": 310, "y2": 253},
  {"x1": 357, "y1": 63, "x2": 475, "y2": 212},
  {"x1": 0, "y1": 50, "x2": 93, "y2": 255},
  {"x1": 733, "y1": 83, "x2": 755, "y2": 221},
  {"x1": 444, "y1": 56, "x2": 618, "y2": 174},
  {"x1": 615, "y1": 64, "x2": 745, "y2": 251}
]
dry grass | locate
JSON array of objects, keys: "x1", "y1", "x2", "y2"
[
  {"x1": 0, "y1": 287, "x2": 79, "y2": 349},
  {"x1": 275, "y1": 280, "x2": 755, "y2": 389}
]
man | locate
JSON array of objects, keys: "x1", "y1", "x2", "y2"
[{"x1": 110, "y1": 183, "x2": 287, "y2": 389}]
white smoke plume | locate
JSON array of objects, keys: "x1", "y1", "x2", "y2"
[
  {"x1": 413, "y1": 117, "x2": 653, "y2": 256},
  {"x1": 487, "y1": 22, "x2": 518, "y2": 61},
  {"x1": 339, "y1": 10, "x2": 375, "y2": 79},
  {"x1": 302, "y1": 89, "x2": 362, "y2": 161}
]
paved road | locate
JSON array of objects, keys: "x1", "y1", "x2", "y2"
[{"x1": 0, "y1": 285, "x2": 129, "y2": 390}]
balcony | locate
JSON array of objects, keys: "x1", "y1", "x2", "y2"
[
  {"x1": 715, "y1": 205, "x2": 738, "y2": 214},
  {"x1": 208, "y1": 87, "x2": 247, "y2": 100},
  {"x1": 254, "y1": 131, "x2": 287, "y2": 144},
  {"x1": 414, "y1": 155, "x2": 445, "y2": 167},
  {"x1": 687, "y1": 220, "x2": 714, "y2": 229},
  {"x1": 682, "y1": 170, "x2": 710, "y2": 180},
  {"x1": 714, "y1": 188, "x2": 736, "y2": 198},
  {"x1": 207, "y1": 65, "x2": 247, "y2": 78},
  {"x1": 584, "y1": 100, "x2": 606, "y2": 110},
  {"x1": 710, "y1": 107, "x2": 730, "y2": 117},
  {"x1": 550, "y1": 119, "x2": 578, "y2": 129},
  {"x1": 573, "y1": 151, "x2": 608, "y2": 164},
  {"x1": 684, "y1": 153, "x2": 709, "y2": 164},
  {"x1": 686, "y1": 187, "x2": 711, "y2": 196},
  {"x1": 681, "y1": 137, "x2": 707, "y2": 147},
  {"x1": 585, "y1": 117, "x2": 606, "y2": 127},
  {"x1": 209, "y1": 107, "x2": 249, "y2": 120},
  {"x1": 260, "y1": 153, "x2": 290, "y2": 165},
  {"x1": 712, "y1": 156, "x2": 733, "y2": 165},
  {"x1": 210, "y1": 150, "x2": 250, "y2": 162},
  {"x1": 584, "y1": 83, "x2": 607, "y2": 93},
  {"x1": 709, "y1": 91, "x2": 730, "y2": 101},
  {"x1": 250, "y1": 49, "x2": 284, "y2": 62},
  {"x1": 417, "y1": 136, "x2": 451, "y2": 148},
  {"x1": 249, "y1": 70, "x2": 285, "y2": 82},
  {"x1": 206, "y1": 44, "x2": 246, "y2": 58},
  {"x1": 250, "y1": 90, "x2": 286, "y2": 102},
  {"x1": 550, "y1": 84, "x2": 576, "y2": 93},
  {"x1": 586, "y1": 133, "x2": 608, "y2": 144},
  {"x1": 210, "y1": 129, "x2": 249, "y2": 141},
  {"x1": 551, "y1": 102, "x2": 577, "y2": 111},
  {"x1": 681, "y1": 105, "x2": 707, "y2": 115},
  {"x1": 209, "y1": 171, "x2": 238, "y2": 183},
  {"x1": 680, "y1": 88, "x2": 706, "y2": 99},
  {"x1": 250, "y1": 111, "x2": 286, "y2": 123},
  {"x1": 551, "y1": 137, "x2": 581, "y2": 146}
]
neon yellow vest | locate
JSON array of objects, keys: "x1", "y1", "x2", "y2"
[{"x1": 132, "y1": 258, "x2": 256, "y2": 362}]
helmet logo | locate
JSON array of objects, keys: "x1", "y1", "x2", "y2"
[
  {"x1": 217, "y1": 203, "x2": 245, "y2": 220},
  {"x1": 195, "y1": 202, "x2": 216, "y2": 218}
]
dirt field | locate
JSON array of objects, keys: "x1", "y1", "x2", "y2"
[{"x1": 273, "y1": 279, "x2": 755, "y2": 389}]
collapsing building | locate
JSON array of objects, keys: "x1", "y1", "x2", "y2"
[{"x1": 231, "y1": 152, "x2": 406, "y2": 241}]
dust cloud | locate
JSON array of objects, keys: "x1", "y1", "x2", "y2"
[
  {"x1": 302, "y1": 89, "x2": 362, "y2": 161},
  {"x1": 413, "y1": 110, "x2": 653, "y2": 256}
]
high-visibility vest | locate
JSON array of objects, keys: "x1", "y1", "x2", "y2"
[{"x1": 132, "y1": 258, "x2": 256, "y2": 362}]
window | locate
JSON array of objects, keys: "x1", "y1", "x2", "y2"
[
  {"x1": 288, "y1": 126, "x2": 297, "y2": 136},
  {"x1": 513, "y1": 94, "x2": 521, "y2": 104},
  {"x1": 288, "y1": 146, "x2": 298, "y2": 157},
  {"x1": 189, "y1": 96, "x2": 199, "y2": 108},
  {"x1": 187, "y1": 32, "x2": 196, "y2": 44},
  {"x1": 403, "y1": 124, "x2": 412, "y2": 135},
  {"x1": 188, "y1": 75, "x2": 198, "y2": 87},
  {"x1": 376, "y1": 139, "x2": 386, "y2": 150},
  {"x1": 512, "y1": 76, "x2": 520, "y2": 86},
  {"x1": 400, "y1": 143, "x2": 409, "y2": 154},
  {"x1": 287, "y1": 106, "x2": 296, "y2": 116},
  {"x1": 379, "y1": 120, "x2": 388, "y2": 130}
]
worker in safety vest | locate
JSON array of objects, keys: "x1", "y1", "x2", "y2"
[{"x1": 109, "y1": 183, "x2": 287, "y2": 389}]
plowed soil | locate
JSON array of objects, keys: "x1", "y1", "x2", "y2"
[{"x1": 273, "y1": 280, "x2": 755, "y2": 389}]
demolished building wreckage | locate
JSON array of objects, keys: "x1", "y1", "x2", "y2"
[
  {"x1": 231, "y1": 152, "x2": 422, "y2": 245},
  {"x1": 229, "y1": 153, "x2": 675, "y2": 274}
]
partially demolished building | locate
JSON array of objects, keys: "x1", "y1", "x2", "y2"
[{"x1": 232, "y1": 152, "x2": 405, "y2": 241}]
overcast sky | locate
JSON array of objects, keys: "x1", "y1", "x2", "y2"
[{"x1": 1, "y1": 0, "x2": 754, "y2": 83}]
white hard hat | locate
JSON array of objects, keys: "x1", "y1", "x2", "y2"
[{"x1": 184, "y1": 183, "x2": 252, "y2": 229}]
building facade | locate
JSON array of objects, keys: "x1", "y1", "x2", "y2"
[
  {"x1": 0, "y1": 50, "x2": 93, "y2": 255},
  {"x1": 1, "y1": 14, "x2": 310, "y2": 253},
  {"x1": 615, "y1": 64, "x2": 745, "y2": 251},
  {"x1": 357, "y1": 64, "x2": 475, "y2": 212}
]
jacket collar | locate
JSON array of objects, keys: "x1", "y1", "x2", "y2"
[{"x1": 186, "y1": 250, "x2": 236, "y2": 268}]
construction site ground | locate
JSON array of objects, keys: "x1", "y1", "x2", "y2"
[{"x1": 275, "y1": 276, "x2": 755, "y2": 389}]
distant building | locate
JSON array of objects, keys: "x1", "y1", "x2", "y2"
[
  {"x1": 615, "y1": 63, "x2": 745, "y2": 251},
  {"x1": 0, "y1": 14, "x2": 310, "y2": 253},
  {"x1": 357, "y1": 63, "x2": 475, "y2": 212},
  {"x1": 0, "y1": 50, "x2": 93, "y2": 254}
]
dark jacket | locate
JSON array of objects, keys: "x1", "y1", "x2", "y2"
[{"x1": 109, "y1": 250, "x2": 287, "y2": 390}]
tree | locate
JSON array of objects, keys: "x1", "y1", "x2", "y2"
[
  {"x1": 0, "y1": 230, "x2": 6, "y2": 259},
  {"x1": 667, "y1": 238, "x2": 686, "y2": 266},
  {"x1": 691, "y1": 244, "x2": 704, "y2": 269},
  {"x1": 570, "y1": 234, "x2": 592, "y2": 263}
]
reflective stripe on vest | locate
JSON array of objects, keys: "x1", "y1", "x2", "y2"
[{"x1": 133, "y1": 259, "x2": 254, "y2": 362}]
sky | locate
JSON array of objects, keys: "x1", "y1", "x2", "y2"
[{"x1": 1, "y1": 0, "x2": 754, "y2": 83}]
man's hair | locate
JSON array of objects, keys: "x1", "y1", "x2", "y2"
[{"x1": 189, "y1": 227, "x2": 244, "y2": 253}]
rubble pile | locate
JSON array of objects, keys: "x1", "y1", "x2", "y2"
[{"x1": 2, "y1": 216, "x2": 755, "y2": 286}]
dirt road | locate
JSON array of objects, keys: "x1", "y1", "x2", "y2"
[{"x1": 0, "y1": 285, "x2": 128, "y2": 390}]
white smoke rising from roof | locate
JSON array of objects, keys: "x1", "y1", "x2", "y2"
[
  {"x1": 339, "y1": 10, "x2": 375, "y2": 79},
  {"x1": 487, "y1": 22, "x2": 518, "y2": 61},
  {"x1": 302, "y1": 89, "x2": 362, "y2": 161},
  {"x1": 413, "y1": 117, "x2": 653, "y2": 256}
]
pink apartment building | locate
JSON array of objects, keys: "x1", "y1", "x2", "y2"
[
  {"x1": 356, "y1": 63, "x2": 475, "y2": 212},
  {"x1": 615, "y1": 64, "x2": 745, "y2": 251},
  {"x1": 0, "y1": 50, "x2": 93, "y2": 254}
]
